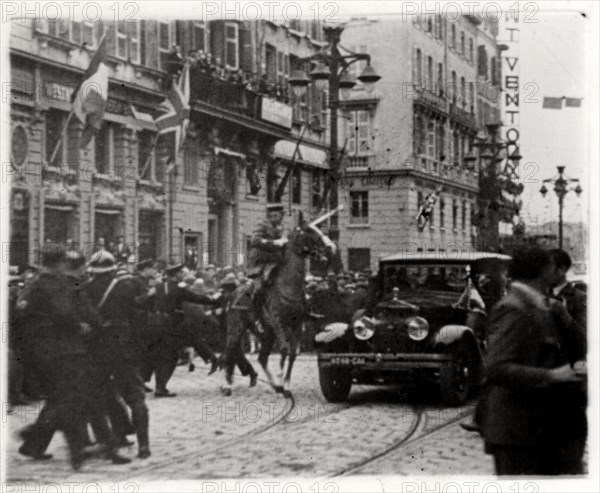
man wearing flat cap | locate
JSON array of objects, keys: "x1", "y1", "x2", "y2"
[
  {"x1": 247, "y1": 203, "x2": 286, "y2": 313},
  {"x1": 147, "y1": 262, "x2": 222, "y2": 397}
]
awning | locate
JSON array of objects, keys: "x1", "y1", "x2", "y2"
[
  {"x1": 274, "y1": 140, "x2": 329, "y2": 169},
  {"x1": 214, "y1": 147, "x2": 246, "y2": 159},
  {"x1": 45, "y1": 204, "x2": 73, "y2": 211},
  {"x1": 95, "y1": 208, "x2": 121, "y2": 215}
]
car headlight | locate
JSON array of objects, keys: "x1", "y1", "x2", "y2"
[
  {"x1": 406, "y1": 316, "x2": 430, "y2": 341},
  {"x1": 353, "y1": 318, "x2": 375, "y2": 341}
]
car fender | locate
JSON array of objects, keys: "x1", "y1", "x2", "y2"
[
  {"x1": 314, "y1": 322, "x2": 349, "y2": 344},
  {"x1": 434, "y1": 324, "x2": 476, "y2": 346}
]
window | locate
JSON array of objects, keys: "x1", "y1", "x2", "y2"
[
  {"x1": 461, "y1": 76, "x2": 466, "y2": 109},
  {"x1": 462, "y1": 200, "x2": 467, "y2": 230},
  {"x1": 414, "y1": 115, "x2": 425, "y2": 155},
  {"x1": 292, "y1": 167, "x2": 302, "y2": 204},
  {"x1": 434, "y1": 15, "x2": 442, "y2": 39},
  {"x1": 451, "y1": 25, "x2": 456, "y2": 48},
  {"x1": 453, "y1": 130, "x2": 460, "y2": 164},
  {"x1": 460, "y1": 31, "x2": 465, "y2": 56},
  {"x1": 159, "y1": 21, "x2": 173, "y2": 70},
  {"x1": 451, "y1": 71, "x2": 457, "y2": 103},
  {"x1": 468, "y1": 38, "x2": 474, "y2": 62},
  {"x1": 436, "y1": 123, "x2": 445, "y2": 161},
  {"x1": 44, "y1": 20, "x2": 96, "y2": 47},
  {"x1": 265, "y1": 44, "x2": 277, "y2": 82},
  {"x1": 225, "y1": 22, "x2": 239, "y2": 69},
  {"x1": 127, "y1": 22, "x2": 140, "y2": 63},
  {"x1": 347, "y1": 110, "x2": 372, "y2": 156},
  {"x1": 193, "y1": 21, "x2": 205, "y2": 51},
  {"x1": 453, "y1": 199, "x2": 458, "y2": 229},
  {"x1": 95, "y1": 122, "x2": 112, "y2": 175},
  {"x1": 350, "y1": 191, "x2": 369, "y2": 224},
  {"x1": 439, "y1": 198, "x2": 445, "y2": 229},
  {"x1": 469, "y1": 82, "x2": 475, "y2": 113},
  {"x1": 427, "y1": 17, "x2": 433, "y2": 33},
  {"x1": 44, "y1": 207, "x2": 74, "y2": 244},
  {"x1": 437, "y1": 62, "x2": 443, "y2": 95},
  {"x1": 427, "y1": 56, "x2": 433, "y2": 91},
  {"x1": 312, "y1": 171, "x2": 322, "y2": 209},
  {"x1": 426, "y1": 120, "x2": 435, "y2": 157},
  {"x1": 115, "y1": 22, "x2": 128, "y2": 59},
  {"x1": 139, "y1": 211, "x2": 162, "y2": 261},
  {"x1": 138, "y1": 130, "x2": 156, "y2": 180},
  {"x1": 45, "y1": 109, "x2": 69, "y2": 168},
  {"x1": 184, "y1": 141, "x2": 200, "y2": 186}
]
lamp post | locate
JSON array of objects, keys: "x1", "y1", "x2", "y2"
[
  {"x1": 539, "y1": 166, "x2": 582, "y2": 249},
  {"x1": 288, "y1": 24, "x2": 381, "y2": 240},
  {"x1": 464, "y1": 122, "x2": 523, "y2": 252}
]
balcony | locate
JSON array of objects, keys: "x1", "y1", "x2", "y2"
[
  {"x1": 449, "y1": 103, "x2": 477, "y2": 129},
  {"x1": 414, "y1": 88, "x2": 448, "y2": 114},
  {"x1": 345, "y1": 155, "x2": 373, "y2": 169},
  {"x1": 415, "y1": 156, "x2": 478, "y2": 189},
  {"x1": 189, "y1": 71, "x2": 294, "y2": 136}
]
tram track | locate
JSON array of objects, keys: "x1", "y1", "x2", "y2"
[
  {"x1": 332, "y1": 407, "x2": 474, "y2": 476},
  {"x1": 116, "y1": 369, "x2": 296, "y2": 480}
]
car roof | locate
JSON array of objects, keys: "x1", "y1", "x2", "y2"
[{"x1": 380, "y1": 252, "x2": 512, "y2": 263}]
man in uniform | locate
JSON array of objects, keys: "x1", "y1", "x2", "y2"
[
  {"x1": 17, "y1": 248, "x2": 129, "y2": 469},
  {"x1": 149, "y1": 263, "x2": 222, "y2": 397},
  {"x1": 84, "y1": 251, "x2": 152, "y2": 459},
  {"x1": 246, "y1": 203, "x2": 287, "y2": 313}
]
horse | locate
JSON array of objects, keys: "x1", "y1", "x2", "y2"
[{"x1": 220, "y1": 216, "x2": 335, "y2": 396}]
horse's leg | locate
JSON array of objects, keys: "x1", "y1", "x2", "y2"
[
  {"x1": 221, "y1": 308, "x2": 244, "y2": 396},
  {"x1": 283, "y1": 324, "x2": 300, "y2": 396},
  {"x1": 258, "y1": 326, "x2": 278, "y2": 391}
]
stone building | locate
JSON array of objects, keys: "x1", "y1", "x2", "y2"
[
  {"x1": 8, "y1": 19, "x2": 331, "y2": 269},
  {"x1": 337, "y1": 15, "x2": 502, "y2": 271}
]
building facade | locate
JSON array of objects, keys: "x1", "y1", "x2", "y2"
[
  {"x1": 9, "y1": 19, "x2": 332, "y2": 269},
  {"x1": 337, "y1": 15, "x2": 502, "y2": 271}
]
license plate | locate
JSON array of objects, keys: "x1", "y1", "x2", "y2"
[{"x1": 330, "y1": 356, "x2": 366, "y2": 366}]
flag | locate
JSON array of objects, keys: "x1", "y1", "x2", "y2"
[
  {"x1": 414, "y1": 186, "x2": 442, "y2": 229},
  {"x1": 454, "y1": 275, "x2": 486, "y2": 315},
  {"x1": 542, "y1": 97, "x2": 563, "y2": 109},
  {"x1": 72, "y1": 34, "x2": 109, "y2": 148},
  {"x1": 155, "y1": 63, "x2": 190, "y2": 156},
  {"x1": 565, "y1": 98, "x2": 583, "y2": 108}
]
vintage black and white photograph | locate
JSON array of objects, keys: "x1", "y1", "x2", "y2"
[{"x1": 1, "y1": 1, "x2": 597, "y2": 491}]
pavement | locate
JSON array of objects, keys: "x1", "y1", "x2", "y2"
[{"x1": 1, "y1": 354, "x2": 511, "y2": 483}]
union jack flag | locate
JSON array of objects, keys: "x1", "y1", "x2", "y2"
[{"x1": 155, "y1": 63, "x2": 190, "y2": 155}]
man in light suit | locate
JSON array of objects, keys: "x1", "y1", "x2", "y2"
[{"x1": 479, "y1": 246, "x2": 587, "y2": 475}]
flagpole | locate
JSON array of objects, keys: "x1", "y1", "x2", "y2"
[{"x1": 48, "y1": 109, "x2": 75, "y2": 167}]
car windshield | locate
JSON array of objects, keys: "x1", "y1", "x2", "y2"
[{"x1": 383, "y1": 264, "x2": 467, "y2": 295}]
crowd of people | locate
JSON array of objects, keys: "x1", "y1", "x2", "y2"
[{"x1": 165, "y1": 45, "x2": 292, "y2": 110}]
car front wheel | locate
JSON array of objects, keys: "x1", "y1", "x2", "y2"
[
  {"x1": 319, "y1": 365, "x2": 352, "y2": 403},
  {"x1": 439, "y1": 340, "x2": 479, "y2": 406}
]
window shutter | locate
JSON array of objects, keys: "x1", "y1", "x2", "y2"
[
  {"x1": 144, "y1": 21, "x2": 159, "y2": 70},
  {"x1": 477, "y1": 45, "x2": 488, "y2": 78},
  {"x1": 104, "y1": 21, "x2": 116, "y2": 57},
  {"x1": 209, "y1": 21, "x2": 225, "y2": 64},
  {"x1": 239, "y1": 22, "x2": 253, "y2": 72},
  {"x1": 140, "y1": 21, "x2": 146, "y2": 66},
  {"x1": 412, "y1": 47, "x2": 417, "y2": 87}
]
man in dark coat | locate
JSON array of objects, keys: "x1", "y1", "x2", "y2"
[
  {"x1": 148, "y1": 263, "x2": 221, "y2": 397},
  {"x1": 549, "y1": 249, "x2": 587, "y2": 330},
  {"x1": 17, "y1": 249, "x2": 129, "y2": 469},
  {"x1": 84, "y1": 251, "x2": 152, "y2": 459},
  {"x1": 479, "y1": 246, "x2": 587, "y2": 475}
]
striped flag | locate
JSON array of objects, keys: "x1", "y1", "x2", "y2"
[
  {"x1": 155, "y1": 63, "x2": 190, "y2": 155},
  {"x1": 542, "y1": 97, "x2": 564, "y2": 109},
  {"x1": 413, "y1": 186, "x2": 442, "y2": 229},
  {"x1": 565, "y1": 98, "x2": 583, "y2": 107},
  {"x1": 72, "y1": 34, "x2": 109, "y2": 148},
  {"x1": 454, "y1": 275, "x2": 486, "y2": 315}
]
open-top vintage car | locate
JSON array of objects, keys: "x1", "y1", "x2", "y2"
[{"x1": 314, "y1": 252, "x2": 511, "y2": 405}]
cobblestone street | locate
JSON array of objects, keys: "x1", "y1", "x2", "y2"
[{"x1": 4, "y1": 354, "x2": 496, "y2": 484}]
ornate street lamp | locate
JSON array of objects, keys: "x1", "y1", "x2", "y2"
[
  {"x1": 539, "y1": 166, "x2": 582, "y2": 249},
  {"x1": 288, "y1": 24, "x2": 381, "y2": 240}
]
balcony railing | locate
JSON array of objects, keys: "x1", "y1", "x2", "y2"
[
  {"x1": 449, "y1": 103, "x2": 477, "y2": 128},
  {"x1": 414, "y1": 88, "x2": 449, "y2": 113},
  {"x1": 416, "y1": 156, "x2": 478, "y2": 187},
  {"x1": 345, "y1": 155, "x2": 372, "y2": 169}
]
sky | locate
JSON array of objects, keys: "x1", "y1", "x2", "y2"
[{"x1": 515, "y1": 6, "x2": 590, "y2": 228}]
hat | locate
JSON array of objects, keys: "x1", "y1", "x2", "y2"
[
  {"x1": 137, "y1": 259, "x2": 154, "y2": 271},
  {"x1": 165, "y1": 263, "x2": 185, "y2": 276},
  {"x1": 206, "y1": 264, "x2": 216, "y2": 271},
  {"x1": 267, "y1": 203, "x2": 284, "y2": 212},
  {"x1": 41, "y1": 244, "x2": 66, "y2": 267},
  {"x1": 220, "y1": 273, "x2": 237, "y2": 287},
  {"x1": 184, "y1": 273, "x2": 196, "y2": 285},
  {"x1": 336, "y1": 273, "x2": 350, "y2": 281},
  {"x1": 192, "y1": 278, "x2": 205, "y2": 290},
  {"x1": 88, "y1": 250, "x2": 117, "y2": 274},
  {"x1": 18, "y1": 264, "x2": 38, "y2": 276},
  {"x1": 115, "y1": 263, "x2": 129, "y2": 277}
]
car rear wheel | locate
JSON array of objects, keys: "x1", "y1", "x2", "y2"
[
  {"x1": 319, "y1": 365, "x2": 352, "y2": 403},
  {"x1": 439, "y1": 340, "x2": 479, "y2": 406}
]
